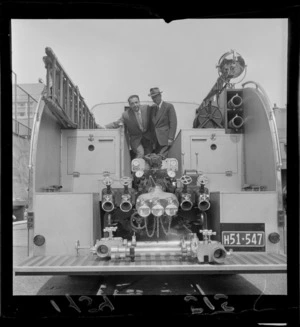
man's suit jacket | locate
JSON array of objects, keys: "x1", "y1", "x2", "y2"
[
  {"x1": 105, "y1": 105, "x2": 153, "y2": 152},
  {"x1": 151, "y1": 101, "x2": 177, "y2": 146}
]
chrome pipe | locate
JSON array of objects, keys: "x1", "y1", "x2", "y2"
[
  {"x1": 120, "y1": 194, "x2": 133, "y2": 212},
  {"x1": 102, "y1": 201, "x2": 114, "y2": 212},
  {"x1": 198, "y1": 200, "x2": 210, "y2": 211},
  {"x1": 180, "y1": 194, "x2": 193, "y2": 211},
  {"x1": 227, "y1": 94, "x2": 243, "y2": 109},
  {"x1": 131, "y1": 241, "x2": 186, "y2": 247},
  {"x1": 133, "y1": 247, "x2": 182, "y2": 253},
  {"x1": 102, "y1": 194, "x2": 115, "y2": 212},
  {"x1": 228, "y1": 115, "x2": 244, "y2": 129},
  {"x1": 95, "y1": 243, "x2": 110, "y2": 258},
  {"x1": 120, "y1": 201, "x2": 132, "y2": 212},
  {"x1": 211, "y1": 245, "x2": 227, "y2": 264},
  {"x1": 198, "y1": 193, "x2": 210, "y2": 211}
]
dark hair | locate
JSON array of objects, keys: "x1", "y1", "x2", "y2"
[{"x1": 128, "y1": 95, "x2": 140, "y2": 103}]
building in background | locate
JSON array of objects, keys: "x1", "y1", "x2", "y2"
[
  {"x1": 12, "y1": 82, "x2": 45, "y2": 130},
  {"x1": 13, "y1": 81, "x2": 45, "y2": 221}
]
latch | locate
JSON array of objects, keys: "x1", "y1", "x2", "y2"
[
  {"x1": 73, "y1": 171, "x2": 80, "y2": 178},
  {"x1": 225, "y1": 171, "x2": 233, "y2": 176}
]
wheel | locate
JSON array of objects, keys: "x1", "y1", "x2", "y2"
[
  {"x1": 130, "y1": 212, "x2": 146, "y2": 230},
  {"x1": 120, "y1": 176, "x2": 132, "y2": 186},
  {"x1": 197, "y1": 174, "x2": 209, "y2": 185},
  {"x1": 180, "y1": 175, "x2": 192, "y2": 185},
  {"x1": 197, "y1": 104, "x2": 223, "y2": 128}
]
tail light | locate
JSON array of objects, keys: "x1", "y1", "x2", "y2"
[
  {"x1": 33, "y1": 234, "x2": 45, "y2": 246},
  {"x1": 268, "y1": 232, "x2": 280, "y2": 244}
]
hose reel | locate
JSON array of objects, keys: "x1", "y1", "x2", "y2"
[{"x1": 195, "y1": 102, "x2": 223, "y2": 128}]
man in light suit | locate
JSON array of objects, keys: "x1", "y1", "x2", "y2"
[
  {"x1": 103, "y1": 95, "x2": 153, "y2": 159},
  {"x1": 149, "y1": 87, "x2": 177, "y2": 158}
]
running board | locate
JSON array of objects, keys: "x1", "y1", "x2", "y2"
[{"x1": 14, "y1": 252, "x2": 287, "y2": 275}]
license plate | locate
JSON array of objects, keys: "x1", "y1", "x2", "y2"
[{"x1": 222, "y1": 231, "x2": 265, "y2": 247}]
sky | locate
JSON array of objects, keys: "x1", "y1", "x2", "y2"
[{"x1": 11, "y1": 19, "x2": 288, "y2": 116}]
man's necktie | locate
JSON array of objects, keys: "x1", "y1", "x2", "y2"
[
  {"x1": 155, "y1": 104, "x2": 159, "y2": 118},
  {"x1": 137, "y1": 110, "x2": 143, "y2": 131}
]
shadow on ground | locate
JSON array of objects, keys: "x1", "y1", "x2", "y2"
[{"x1": 36, "y1": 274, "x2": 262, "y2": 296}]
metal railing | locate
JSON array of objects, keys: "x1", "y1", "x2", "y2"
[
  {"x1": 13, "y1": 118, "x2": 31, "y2": 139},
  {"x1": 12, "y1": 71, "x2": 38, "y2": 138},
  {"x1": 43, "y1": 47, "x2": 97, "y2": 129}
]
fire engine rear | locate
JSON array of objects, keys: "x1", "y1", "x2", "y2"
[{"x1": 14, "y1": 48, "x2": 286, "y2": 275}]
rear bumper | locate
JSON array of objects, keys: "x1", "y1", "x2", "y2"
[{"x1": 14, "y1": 252, "x2": 287, "y2": 275}]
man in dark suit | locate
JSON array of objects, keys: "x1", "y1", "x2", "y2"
[
  {"x1": 149, "y1": 87, "x2": 177, "y2": 158},
  {"x1": 103, "y1": 95, "x2": 153, "y2": 158}
]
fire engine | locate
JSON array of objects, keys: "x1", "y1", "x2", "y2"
[{"x1": 14, "y1": 48, "x2": 286, "y2": 275}]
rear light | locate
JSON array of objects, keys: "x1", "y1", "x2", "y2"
[
  {"x1": 268, "y1": 232, "x2": 280, "y2": 244},
  {"x1": 33, "y1": 234, "x2": 45, "y2": 246}
]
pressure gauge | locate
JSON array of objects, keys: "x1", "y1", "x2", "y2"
[
  {"x1": 135, "y1": 170, "x2": 144, "y2": 178},
  {"x1": 167, "y1": 170, "x2": 176, "y2": 178}
]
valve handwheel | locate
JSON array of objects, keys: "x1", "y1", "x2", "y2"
[
  {"x1": 197, "y1": 174, "x2": 209, "y2": 185},
  {"x1": 102, "y1": 176, "x2": 112, "y2": 186},
  {"x1": 130, "y1": 212, "x2": 146, "y2": 230},
  {"x1": 121, "y1": 176, "x2": 132, "y2": 186},
  {"x1": 197, "y1": 104, "x2": 223, "y2": 128},
  {"x1": 180, "y1": 175, "x2": 192, "y2": 185}
]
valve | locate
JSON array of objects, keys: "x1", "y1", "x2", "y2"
[
  {"x1": 119, "y1": 176, "x2": 133, "y2": 212},
  {"x1": 197, "y1": 174, "x2": 209, "y2": 185},
  {"x1": 200, "y1": 229, "x2": 209, "y2": 242},
  {"x1": 206, "y1": 230, "x2": 216, "y2": 243},
  {"x1": 103, "y1": 226, "x2": 117, "y2": 239},
  {"x1": 190, "y1": 233, "x2": 199, "y2": 257},
  {"x1": 101, "y1": 172, "x2": 115, "y2": 212},
  {"x1": 130, "y1": 211, "x2": 146, "y2": 229},
  {"x1": 102, "y1": 176, "x2": 112, "y2": 186},
  {"x1": 131, "y1": 232, "x2": 137, "y2": 247},
  {"x1": 180, "y1": 175, "x2": 193, "y2": 185},
  {"x1": 120, "y1": 176, "x2": 132, "y2": 187}
]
